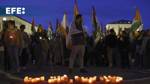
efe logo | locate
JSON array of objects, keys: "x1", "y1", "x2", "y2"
[{"x1": 5, "y1": 7, "x2": 25, "y2": 15}]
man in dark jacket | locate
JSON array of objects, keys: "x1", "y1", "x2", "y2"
[{"x1": 105, "y1": 29, "x2": 118, "y2": 68}]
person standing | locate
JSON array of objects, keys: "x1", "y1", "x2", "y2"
[
  {"x1": 19, "y1": 25, "x2": 31, "y2": 69},
  {"x1": 140, "y1": 30, "x2": 150, "y2": 69},
  {"x1": 35, "y1": 25, "x2": 49, "y2": 68},
  {"x1": 105, "y1": 29, "x2": 118, "y2": 68},
  {"x1": 0, "y1": 31, "x2": 4, "y2": 71},
  {"x1": 118, "y1": 31, "x2": 130, "y2": 68},
  {"x1": 53, "y1": 33, "x2": 63, "y2": 65},
  {"x1": 40, "y1": 30, "x2": 49, "y2": 66},
  {"x1": 4, "y1": 20, "x2": 21, "y2": 72},
  {"x1": 69, "y1": 14, "x2": 87, "y2": 73}
]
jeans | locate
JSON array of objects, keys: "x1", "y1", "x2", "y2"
[
  {"x1": 69, "y1": 45, "x2": 85, "y2": 69},
  {"x1": 6, "y1": 45, "x2": 19, "y2": 71}
]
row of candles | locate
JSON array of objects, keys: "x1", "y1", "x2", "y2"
[{"x1": 24, "y1": 75, "x2": 123, "y2": 84}]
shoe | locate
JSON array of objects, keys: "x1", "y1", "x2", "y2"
[
  {"x1": 69, "y1": 68, "x2": 73, "y2": 73},
  {"x1": 80, "y1": 68, "x2": 88, "y2": 73}
]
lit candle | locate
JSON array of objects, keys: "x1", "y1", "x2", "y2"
[
  {"x1": 35, "y1": 77, "x2": 41, "y2": 84},
  {"x1": 99, "y1": 75, "x2": 123, "y2": 84},
  {"x1": 74, "y1": 76, "x2": 81, "y2": 84},
  {"x1": 116, "y1": 76, "x2": 123, "y2": 84},
  {"x1": 9, "y1": 35, "x2": 13, "y2": 39},
  {"x1": 88, "y1": 79, "x2": 93, "y2": 84},
  {"x1": 24, "y1": 76, "x2": 30, "y2": 84},
  {"x1": 69, "y1": 79, "x2": 73, "y2": 84},
  {"x1": 28, "y1": 77, "x2": 32, "y2": 83},
  {"x1": 40, "y1": 76, "x2": 45, "y2": 81},
  {"x1": 57, "y1": 78, "x2": 61, "y2": 84},
  {"x1": 39, "y1": 36, "x2": 42, "y2": 40},
  {"x1": 63, "y1": 74, "x2": 69, "y2": 83},
  {"x1": 48, "y1": 79, "x2": 52, "y2": 84},
  {"x1": 31, "y1": 78, "x2": 37, "y2": 83},
  {"x1": 24, "y1": 75, "x2": 123, "y2": 84}
]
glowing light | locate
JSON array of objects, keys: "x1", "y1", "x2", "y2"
[{"x1": 3, "y1": 17, "x2": 7, "y2": 21}]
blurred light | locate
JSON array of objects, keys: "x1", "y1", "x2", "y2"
[
  {"x1": 3, "y1": 17, "x2": 7, "y2": 21},
  {"x1": 106, "y1": 25, "x2": 109, "y2": 28},
  {"x1": 11, "y1": 18, "x2": 14, "y2": 20}
]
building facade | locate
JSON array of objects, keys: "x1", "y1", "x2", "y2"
[
  {"x1": 106, "y1": 19, "x2": 132, "y2": 35},
  {"x1": 0, "y1": 16, "x2": 34, "y2": 35}
]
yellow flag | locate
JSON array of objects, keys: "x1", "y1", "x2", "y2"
[
  {"x1": 134, "y1": 8, "x2": 141, "y2": 21},
  {"x1": 61, "y1": 12, "x2": 72, "y2": 49},
  {"x1": 74, "y1": 0, "x2": 79, "y2": 17}
]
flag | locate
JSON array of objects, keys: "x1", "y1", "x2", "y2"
[
  {"x1": 47, "y1": 22, "x2": 53, "y2": 40},
  {"x1": 61, "y1": 12, "x2": 72, "y2": 49},
  {"x1": 56, "y1": 19, "x2": 60, "y2": 32},
  {"x1": 130, "y1": 8, "x2": 143, "y2": 32},
  {"x1": 61, "y1": 12, "x2": 68, "y2": 37},
  {"x1": 56, "y1": 19, "x2": 67, "y2": 37},
  {"x1": 92, "y1": 6, "x2": 99, "y2": 30},
  {"x1": 91, "y1": 6, "x2": 102, "y2": 45},
  {"x1": 72, "y1": 0, "x2": 80, "y2": 26},
  {"x1": 74, "y1": 0, "x2": 79, "y2": 17},
  {"x1": 48, "y1": 22, "x2": 53, "y2": 31},
  {"x1": 31, "y1": 17, "x2": 36, "y2": 34},
  {"x1": 61, "y1": 12, "x2": 68, "y2": 30}
]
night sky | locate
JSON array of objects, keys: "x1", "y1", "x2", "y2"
[{"x1": 0, "y1": 0, "x2": 150, "y2": 33}]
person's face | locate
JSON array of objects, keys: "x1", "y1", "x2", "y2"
[
  {"x1": 39, "y1": 27, "x2": 43, "y2": 33},
  {"x1": 8, "y1": 23, "x2": 14, "y2": 29},
  {"x1": 76, "y1": 17, "x2": 83, "y2": 26},
  {"x1": 21, "y1": 28, "x2": 24, "y2": 31}
]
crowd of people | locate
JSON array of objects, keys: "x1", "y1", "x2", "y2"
[{"x1": 0, "y1": 14, "x2": 150, "y2": 73}]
